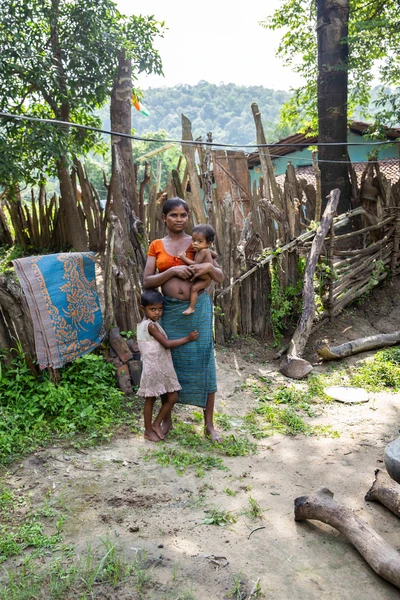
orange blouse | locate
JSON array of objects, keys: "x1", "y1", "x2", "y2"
[{"x1": 148, "y1": 239, "x2": 195, "y2": 273}]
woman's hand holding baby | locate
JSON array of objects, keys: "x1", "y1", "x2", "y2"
[
  {"x1": 172, "y1": 265, "x2": 193, "y2": 279},
  {"x1": 188, "y1": 263, "x2": 212, "y2": 280}
]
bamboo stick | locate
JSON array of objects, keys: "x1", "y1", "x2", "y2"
[
  {"x1": 331, "y1": 269, "x2": 390, "y2": 315},
  {"x1": 312, "y1": 150, "x2": 322, "y2": 222},
  {"x1": 391, "y1": 213, "x2": 400, "y2": 269},
  {"x1": 327, "y1": 246, "x2": 392, "y2": 301},
  {"x1": 325, "y1": 215, "x2": 395, "y2": 242},
  {"x1": 331, "y1": 228, "x2": 395, "y2": 256},
  {"x1": 216, "y1": 205, "x2": 365, "y2": 299}
]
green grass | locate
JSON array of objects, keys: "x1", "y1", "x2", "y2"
[
  {"x1": 241, "y1": 496, "x2": 265, "y2": 520},
  {"x1": 242, "y1": 376, "x2": 340, "y2": 438},
  {"x1": 241, "y1": 347, "x2": 400, "y2": 439},
  {"x1": 0, "y1": 352, "x2": 126, "y2": 465},
  {"x1": 0, "y1": 483, "x2": 156, "y2": 599},
  {"x1": 203, "y1": 505, "x2": 237, "y2": 527},
  {"x1": 350, "y1": 347, "x2": 400, "y2": 391},
  {"x1": 215, "y1": 412, "x2": 233, "y2": 430},
  {"x1": 0, "y1": 541, "x2": 154, "y2": 600},
  {"x1": 144, "y1": 445, "x2": 227, "y2": 477},
  {"x1": 143, "y1": 420, "x2": 257, "y2": 476}
]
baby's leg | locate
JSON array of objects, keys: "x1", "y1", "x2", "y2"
[
  {"x1": 143, "y1": 397, "x2": 160, "y2": 442},
  {"x1": 183, "y1": 278, "x2": 210, "y2": 315},
  {"x1": 152, "y1": 392, "x2": 178, "y2": 439}
]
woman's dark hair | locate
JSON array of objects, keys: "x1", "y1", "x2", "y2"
[
  {"x1": 162, "y1": 197, "x2": 189, "y2": 216},
  {"x1": 193, "y1": 224, "x2": 215, "y2": 243},
  {"x1": 141, "y1": 289, "x2": 164, "y2": 306}
]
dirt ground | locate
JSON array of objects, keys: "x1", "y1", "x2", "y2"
[{"x1": 3, "y1": 277, "x2": 400, "y2": 599}]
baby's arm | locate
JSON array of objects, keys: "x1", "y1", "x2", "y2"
[
  {"x1": 148, "y1": 323, "x2": 198, "y2": 348},
  {"x1": 178, "y1": 252, "x2": 196, "y2": 266}
]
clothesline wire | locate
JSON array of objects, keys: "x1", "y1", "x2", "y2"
[{"x1": 1, "y1": 112, "x2": 399, "y2": 167}]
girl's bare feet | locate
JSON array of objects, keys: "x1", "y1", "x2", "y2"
[
  {"x1": 152, "y1": 422, "x2": 165, "y2": 440},
  {"x1": 205, "y1": 426, "x2": 223, "y2": 443},
  {"x1": 161, "y1": 415, "x2": 173, "y2": 436},
  {"x1": 144, "y1": 429, "x2": 161, "y2": 442}
]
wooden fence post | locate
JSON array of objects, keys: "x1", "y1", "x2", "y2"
[{"x1": 280, "y1": 189, "x2": 340, "y2": 379}]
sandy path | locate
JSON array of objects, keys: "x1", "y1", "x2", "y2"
[{"x1": 5, "y1": 347, "x2": 400, "y2": 600}]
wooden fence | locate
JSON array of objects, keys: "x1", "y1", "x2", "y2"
[{"x1": 1, "y1": 108, "x2": 400, "y2": 359}]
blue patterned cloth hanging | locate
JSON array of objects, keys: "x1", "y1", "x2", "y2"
[{"x1": 13, "y1": 252, "x2": 105, "y2": 369}]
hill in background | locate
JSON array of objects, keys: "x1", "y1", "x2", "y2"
[{"x1": 99, "y1": 81, "x2": 292, "y2": 146}]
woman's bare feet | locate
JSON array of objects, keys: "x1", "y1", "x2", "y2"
[
  {"x1": 152, "y1": 422, "x2": 165, "y2": 440},
  {"x1": 144, "y1": 429, "x2": 161, "y2": 442},
  {"x1": 205, "y1": 426, "x2": 223, "y2": 443},
  {"x1": 182, "y1": 307, "x2": 195, "y2": 315}
]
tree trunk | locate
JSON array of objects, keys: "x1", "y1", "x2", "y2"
[
  {"x1": 0, "y1": 194, "x2": 13, "y2": 246},
  {"x1": 49, "y1": 0, "x2": 87, "y2": 251},
  {"x1": 106, "y1": 52, "x2": 146, "y2": 334},
  {"x1": 317, "y1": 0, "x2": 352, "y2": 214},
  {"x1": 110, "y1": 50, "x2": 139, "y2": 218},
  {"x1": 56, "y1": 156, "x2": 88, "y2": 251},
  {"x1": 0, "y1": 275, "x2": 36, "y2": 360}
]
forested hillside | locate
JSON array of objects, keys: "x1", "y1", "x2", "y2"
[{"x1": 99, "y1": 81, "x2": 292, "y2": 146}]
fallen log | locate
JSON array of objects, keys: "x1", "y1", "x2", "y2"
[
  {"x1": 365, "y1": 469, "x2": 400, "y2": 518},
  {"x1": 280, "y1": 189, "x2": 340, "y2": 379},
  {"x1": 316, "y1": 330, "x2": 400, "y2": 361},
  {"x1": 295, "y1": 487, "x2": 400, "y2": 589}
]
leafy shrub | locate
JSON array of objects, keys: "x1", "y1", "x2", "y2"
[
  {"x1": 0, "y1": 353, "x2": 124, "y2": 464},
  {"x1": 351, "y1": 347, "x2": 400, "y2": 391}
]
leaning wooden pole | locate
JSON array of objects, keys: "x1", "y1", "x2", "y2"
[
  {"x1": 280, "y1": 189, "x2": 340, "y2": 379},
  {"x1": 295, "y1": 487, "x2": 400, "y2": 589}
]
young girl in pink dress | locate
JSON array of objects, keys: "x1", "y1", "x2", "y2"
[{"x1": 137, "y1": 289, "x2": 198, "y2": 442}]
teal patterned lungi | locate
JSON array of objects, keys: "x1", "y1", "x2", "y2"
[{"x1": 161, "y1": 293, "x2": 217, "y2": 408}]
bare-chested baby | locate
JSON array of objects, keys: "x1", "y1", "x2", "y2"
[{"x1": 178, "y1": 224, "x2": 217, "y2": 316}]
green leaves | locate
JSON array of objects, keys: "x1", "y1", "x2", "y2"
[
  {"x1": 0, "y1": 0, "x2": 165, "y2": 188},
  {"x1": 262, "y1": 0, "x2": 400, "y2": 129},
  {"x1": 0, "y1": 353, "x2": 124, "y2": 464}
]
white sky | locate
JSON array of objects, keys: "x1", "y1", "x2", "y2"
[{"x1": 115, "y1": 0, "x2": 303, "y2": 90}]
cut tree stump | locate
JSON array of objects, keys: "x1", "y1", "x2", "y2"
[
  {"x1": 116, "y1": 364, "x2": 133, "y2": 395},
  {"x1": 109, "y1": 327, "x2": 133, "y2": 363},
  {"x1": 128, "y1": 359, "x2": 142, "y2": 387},
  {"x1": 316, "y1": 331, "x2": 400, "y2": 360},
  {"x1": 294, "y1": 487, "x2": 400, "y2": 589},
  {"x1": 280, "y1": 189, "x2": 340, "y2": 379},
  {"x1": 365, "y1": 469, "x2": 400, "y2": 518}
]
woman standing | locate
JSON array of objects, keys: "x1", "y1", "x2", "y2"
[{"x1": 143, "y1": 198, "x2": 223, "y2": 442}]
